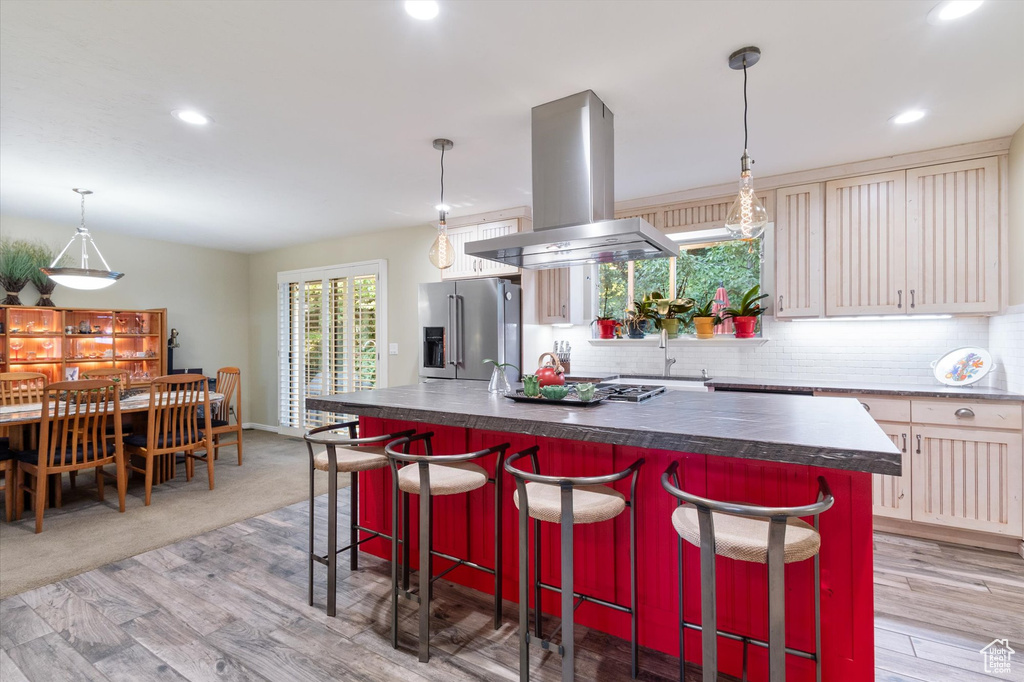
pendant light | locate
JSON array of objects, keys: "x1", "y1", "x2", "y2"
[
  {"x1": 428, "y1": 138, "x2": 456, "y2": 270},
  {"x1": 42, "y1": 188, "x2": 125, "y2": 290},
  {"x1": 723, "y1": 46, "x2": 769, "y2": 241}
]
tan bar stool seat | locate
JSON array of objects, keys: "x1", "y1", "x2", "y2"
[
  {"x1": 672, "y1": 505, "x2": 821, "y2": 564},
  {"x1": 514, "y1": 482, "x2": 625, "y2": 525},
  {"x1": 397, "y1": 461, "x2": 488, "y2": 495},
  {"x1": 313, "y1": 445, "x2": 388, "y2": 473}
]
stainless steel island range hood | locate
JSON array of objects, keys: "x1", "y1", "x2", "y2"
[{"x1": 465, "y1": 90, "x2": 678, "y2": 270}]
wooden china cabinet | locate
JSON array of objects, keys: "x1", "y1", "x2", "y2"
[{"x1": 0, "y1": 306, "x2": 167, "y2": 385}]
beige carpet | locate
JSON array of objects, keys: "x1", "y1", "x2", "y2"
[{"x1": 0, "y1": 429, "x2": 340, "y2": 599}]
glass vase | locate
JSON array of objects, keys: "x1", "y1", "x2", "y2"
[{"x1": 488, "y1": 365, "x2": 512, "y2": 394}]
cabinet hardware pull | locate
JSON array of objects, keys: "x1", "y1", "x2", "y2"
[
  {"x1": 778, "y1": 295, "x2": 783, "y2": 312},
  {"x1": 561, "y1": 304, "x2": 566, "y2": 317},
  {"x1": 916, "y1": 434, "x2": 922, "y2": 454},
  {"x1": 910, "y1": 289, "x2": 915, "y2": 309},
  {"x1": 901, "y1": 434, "x2": 907, "y2": 453},
  {"x1": 860, "y1": 402, "x2": 870, "y2": 412},
  {"x1": 897, "y1": 290, "x2": 903, "y2": 309},
  {"x1": 954, "y1": 407, "x2": 975, "y2": 419},
  {"x1": 898, "y1": 492, "x2": 904, "y2": 500}
]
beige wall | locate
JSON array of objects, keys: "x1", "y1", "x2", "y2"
[
  {"x1": 246, "y1": 223, "x2": 437, "y2": 426},
  {"x1": 0, "y1": 214, "x2": 250, "y2": 404},
  {"x1": 1009, "y1": 123, "x2": 1024, "y2": 306}
]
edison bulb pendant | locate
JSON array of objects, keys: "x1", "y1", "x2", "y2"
[
  {"x1": 429, "y1": 224, "x2": 455, "y2": 269},
  {"x1": 724, "y1": 170, "x2": 768, "y2": 240}
]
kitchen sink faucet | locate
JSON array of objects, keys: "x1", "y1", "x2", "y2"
[{"x1": 659, "y1": 328, "x2": 676, "y2": 377}]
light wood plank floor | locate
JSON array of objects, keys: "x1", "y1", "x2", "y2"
[{"x1": 1, "y1": 491, "x2": 1021, "y2": 681}]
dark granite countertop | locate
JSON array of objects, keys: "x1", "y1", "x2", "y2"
[
  {"x1": 307, "y1": 380, "x2": 901, "y2": 475},
  {"x1": 705, "y1": 376, "x2": 1024, "y2": 401}
]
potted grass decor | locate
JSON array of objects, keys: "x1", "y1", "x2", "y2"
[
  {"x1": 690, "y1": 297, "x2": 722, "y2": 339},
  {"x1": 0, "y1": 238, "x2": 37, "y2": 305},
  {"x1": 720, "y1": 284, "x2": 769, "y2": 339},
  {"x1": 29, "y1": 242, "x2": 68, "y2": 307}
]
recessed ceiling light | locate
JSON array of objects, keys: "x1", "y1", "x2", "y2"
[
  {"x1": 927, "y1": 0, "x2": 984, "y2": 23},
  {"x1": 172, "y1": 109, "x2": 212, "y2": 125},
  {"x1": 891, "y1": 109, "x2": 927, "y2": 125},
  {"x1": 405, "y1": 1, "x2": 439, "y2": 20}
]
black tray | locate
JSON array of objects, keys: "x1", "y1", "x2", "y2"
[{"x1": 505, "y1": 389, "x2": 611, "y2": 406}]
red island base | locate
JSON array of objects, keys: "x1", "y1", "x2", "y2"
[{"x1": 355, "y1": 417, "x2": 874, "y2": 681}]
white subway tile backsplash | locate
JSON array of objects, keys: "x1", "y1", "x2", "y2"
[{"x1": 528, "y1": 310, "x2": 1023, "y2": 393}]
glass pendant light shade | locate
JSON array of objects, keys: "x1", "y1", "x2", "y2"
[
  {"x1": 428, "y1": 219, "x2": 455, "y2": 269},
  {"x1": 724, "y1": 164, "x2": 768, "y2": 240},
  {"x1": 42, "y1": 189, "x2": 124, "y2": 290}
]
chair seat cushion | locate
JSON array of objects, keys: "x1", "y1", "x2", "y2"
[
  {"x1": 105, "y1": 423, "x2": 134, "y2": 436},
  {"x1": 513, "y1": 482, "x2": 625, "y2": 525},
  {"x1": 19, "y1": 443, "x2": 116, "y2": 466},
  {"x1": 397, "y1": 461, "x2": 488, "y2": 496},
  {"x1": 0, "y1": 446, "x2": 17, "y2": 462},
  {"x1": 209, "y1": 418, "x2": 230, "y2": 428},
  {"x1": 124, "y1": 432, "x2": 201, "y2": 450},
  {"x1": 313, "y1": 445, "x2": 388, "y2": 473},
  {"x1": 671, "y1": 504, "x2": 821, "y2": 564}
]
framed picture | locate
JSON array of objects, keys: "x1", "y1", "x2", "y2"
[{"x1": 65, "y1": 366, "x2": 80, "y2": 381}]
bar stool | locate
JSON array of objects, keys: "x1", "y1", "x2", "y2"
[
  {"x1": 304, "y1": 421, "x2": 416, "y2": 616},
  {"x1": 661, "y1": 461, "x2": 834, "y2": 682},
  {"x1": 384, "y1": 433, "x2": 509, "y2": 663},
  {"x1": 505, "y1": 446, "x2": 645, "y2": 682}
]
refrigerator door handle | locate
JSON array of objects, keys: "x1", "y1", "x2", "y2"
[
  {"x1": 447, "y1": 294, "x2": 456, "y2": 367},
  {"x1": 455, "y1": 294, "x2": 463, "y2": 366}
]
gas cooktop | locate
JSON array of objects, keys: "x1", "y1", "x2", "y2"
[{"x1": 591, "y1": 383, "x2": 667, "y2": 403}]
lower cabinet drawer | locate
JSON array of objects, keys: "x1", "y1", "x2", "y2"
[
  {"x1": 815, "y1": 392, "x2": 911, "y2": 422},
  {"x1": 911, "y1": 399, "x2": 1023, "y2": 431},
  {"x1": 910, "y1": 425, "x2": 1023, "y2": 537}
]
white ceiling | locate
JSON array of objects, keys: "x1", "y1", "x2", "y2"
[{"x1": 1, "y1": 0, "x2": 1022, "y2": 254}]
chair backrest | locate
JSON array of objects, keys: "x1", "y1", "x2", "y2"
[
  {"x1": 0, "y1": 372, "x2": 47, "y2": 405},
  {"x1": 146, "y1": 374, "x2": 211, "y2": 454},
  {"x1": 38, "y1": 380, "x2": 121, "y2": 471},
  {"x1": 80, "y1": 367, "x2": 132, "y2": 390},
  {"x1": 215, "y1": 367, "x2": 241, "y2": 423}
]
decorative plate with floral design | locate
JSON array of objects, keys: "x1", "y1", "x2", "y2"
[{"x1": 932, "y1": 347, "x2": 994, "y2": 386}]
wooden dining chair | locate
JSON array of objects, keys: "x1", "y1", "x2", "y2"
[
  {"x1": 123, "y1": 374, "x2": 213, "y2": 505},
  {"x1": 15, "y1": 380, "x2": 127, "y2": 533},
  {"x1": 80, "y1": 367, "x2": 132, "y2": 390},
  {"x1": 1, "y1": 372, "x2": 47, "y2": 517},
  {"x1": 209, "y1": 367, "x2": 243, "y2": 466}
]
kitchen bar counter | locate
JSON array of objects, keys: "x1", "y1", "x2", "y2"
[{"x1": 307, "y1": 379, "x2": 900, "y2": 475}]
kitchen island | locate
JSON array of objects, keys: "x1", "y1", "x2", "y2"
[{"x1": 308, "y1": 381, "x2": 898, "y2": 681}]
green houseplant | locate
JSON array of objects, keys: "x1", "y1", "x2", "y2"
[
  {"x1": 720, "y1": 284, "x2": 769, "y2": 339},
  {"x1": 0, "y1": 238, "x2": 37, "y2": 305},
  {"x1": 690, "y1": 297, "x2": 722, "y2": 339},
  {"x1": 624, "y1": 297, "x2": 656, "y2": 338},
  {"x1": 29, "y1": 241, "x2": 68, "y2": 307},
  {"x1": 649, "y1": 288, "x2": 695, "y2": 338}
]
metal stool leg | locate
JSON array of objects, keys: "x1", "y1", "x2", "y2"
[
  {"x1": 350, "y1": 472, "x2": 359, "y2": 571},
  {"x1": 533, "y1": 517, "x2": 542, "y2": 638},
  {"x1": 326, "y1": 458, "x2": 338, "y2": 617},
  {"x1": 629, "y1": 495, "x2": 638, "y2": 679},
  {"x1": 678, "y1": 535, "x2": 685, "y2": 682},
  {"x1": 390, "y1": 470, "x2": 400, "y2": 649},
  {"x1": 814, "y1": 520, "x2": 823, "y2": 682},
  {"x1": 696, "y1": 508, "x2": 717, "y2": 682},
  {"x1": 767, "y1": 518, "x2": 787, "y2": 682},
  {"x1": 418, "y1": 478, "x2": 432, "y2": 663},
  {"x1": 517, "y1": 481, "x2": 530, "y2": 682},
  {"x1": 560, "y1": 486, "x2": 574, "y2": 682},
  {"x1": 402, "y1": 491, "x2": 411, "y2": 591},
  {"x1": 308, "y1": 455, "x2": 315, "y2": 607},
  {"x1": 494, "y1": 464, "x2": 504, "y2": 629}
]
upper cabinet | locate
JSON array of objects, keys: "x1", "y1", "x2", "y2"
[
  {"x1": 823, "y1": 158, "x2": 1005, "y2": 317},
  {"x1": 774, "y1": 183, "x2": 824, "y2": 319},
  {"x1": 824, "y1": 171, "x2": 908, "y2": 316},
  {"x1": 441, "y1": 213, "x2": 530, "y2": 281},
  {"x1": 906, "y1": 158, "x2": 1001, "y2": 314}
]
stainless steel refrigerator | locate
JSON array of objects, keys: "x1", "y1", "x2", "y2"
[{"x1": 419, "y1": 278, "x2": 521, "y2": 381}]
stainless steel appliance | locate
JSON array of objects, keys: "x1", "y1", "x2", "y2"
[
  {"x1": 464, "y1": 90, "x2": 678, "y2": 269},
  {"x1": 593, "y1": 383, "x2": 667, "y2": 403},
  {"x1": 419, "y1": 278, "x2": 521, "y2": 382}
]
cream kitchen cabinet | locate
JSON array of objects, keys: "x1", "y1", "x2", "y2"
[
  {"x1": 874, "y1": 422, "x2": 913, "y2": 521},
  {"x1": 823, "y1": 157, "x2": 1004, "y2": 316},
  {"x1": 774, "y1": 183, "x2": 824, "y2": 318},
  {"x1": 441, "y1": 217, "x2": 526, "y2": 280},
  {"x1": 523, "y1": 264, "x2": 596, "y2": 326},
  {"x1": 824, "y1": 171, "x2": 907, "y2": 315},
  {"x1": 906, "y1": 158, "x2": 1001, "y2": 314},
  {"x1": 536, "y1": 267, "x2": 571, "y2": 324}
]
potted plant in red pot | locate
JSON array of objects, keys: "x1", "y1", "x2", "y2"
[{"x1": 721, "y1": 284, "x2": 768, "y2": 339}]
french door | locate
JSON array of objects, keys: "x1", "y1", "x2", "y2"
[{"x1": 277, "y1": 260, "x2": 387, "y2": 435}]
